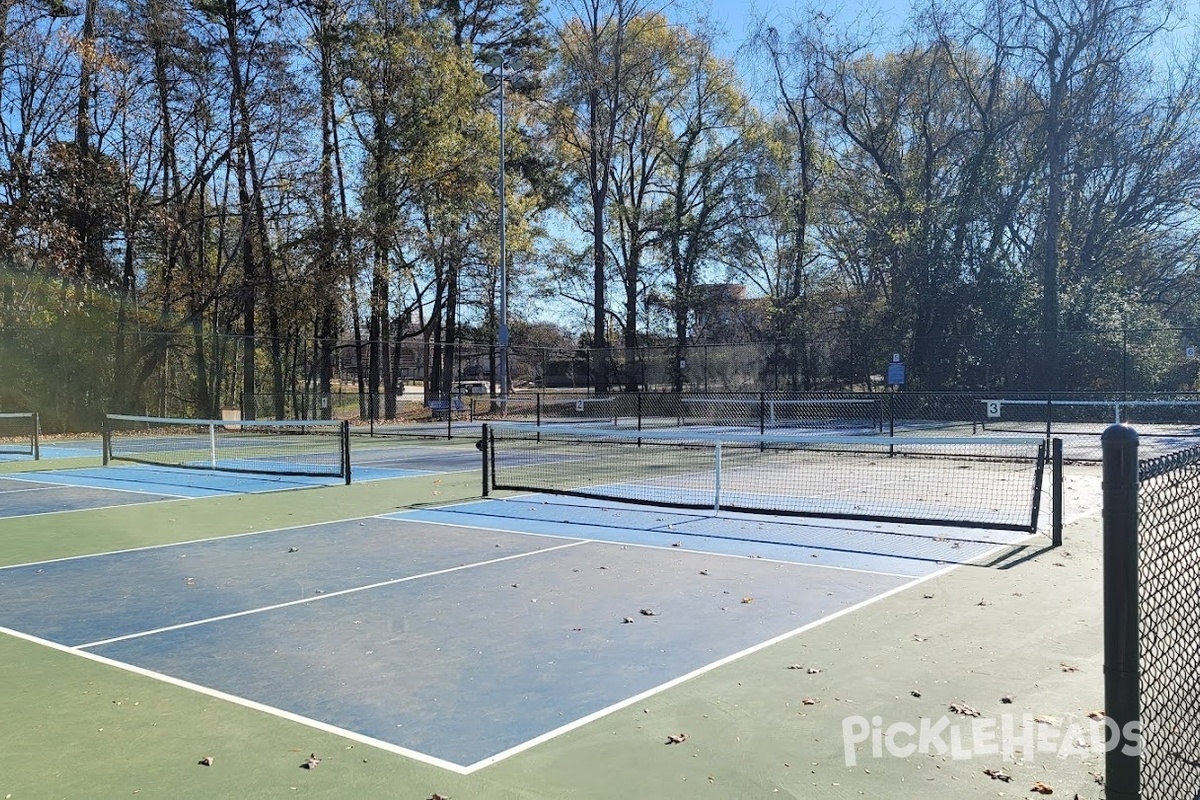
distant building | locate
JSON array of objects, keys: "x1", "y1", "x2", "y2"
[{"x1": 690, "y1": 284, "x2": 767, "y2": 344}]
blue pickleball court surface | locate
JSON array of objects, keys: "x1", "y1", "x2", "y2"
[{"x1": 0, "y1": 491, "x2": 1036, "y2": 770}]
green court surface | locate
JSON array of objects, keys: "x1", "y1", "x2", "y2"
[{"x1": 0, "y1": 446, "x2": 1112, "y2": 799}]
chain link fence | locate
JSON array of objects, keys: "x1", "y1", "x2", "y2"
[{"x1": 7, "y1": 323, "x2": 1200, "y2": 433}]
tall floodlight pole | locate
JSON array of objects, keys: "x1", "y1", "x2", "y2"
[{"x1": 481, "y1": 50, "x2": 525, "y2": 409}]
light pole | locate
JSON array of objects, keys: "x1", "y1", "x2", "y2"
[{"x1": 479, "y1": 50, "x2": 530, "y2": 408}]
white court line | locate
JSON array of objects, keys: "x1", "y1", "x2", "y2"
[
  {"x1": 0, "y1": 485, "x2": 60, "y2": 495},
  {"x1": 0, "y1": 624, "x2": 473, "y2": 775},
  {"x1": 387, "y1": 508, "x2": 922, "y2": 580},
  {"x1": 76, "y1": 540, "x2": 589, "y2": 649},
  {"x1": 0, "y1": 512, "x2": 400, "y2": 571},
  {"x1": 0, "y1": 496, "x2": 198, "y2": 522}
]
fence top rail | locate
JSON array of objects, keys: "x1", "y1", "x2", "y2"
[
  {"x1": 986, "y1": 398, "x2": 1200, "y2": 407},
  {"x1": 106, "y1": 413, "x2": 344, "y2": 429},
  {"x1": 680, "y1": 397, "x2": 880, "y2": 405},
  {"x1": 488, "y1": 423, "x2": 1043, "y2": 448}
]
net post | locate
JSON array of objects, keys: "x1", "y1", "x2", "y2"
[
  {"x1": 536, "y1": 393, "x2": 541, "y2": 427},
  {"x1": 101, "y1": 416, "x2": 110, "y2": 466},
  {"x1": 481, "y1": 423, "x2": 490, "y2": 497},
  {"x1": 1051, "y1": 437, "x2": 1063, "y2": 547},
  {"x1": 1101, "y1": 423, "x2": 1141, "y2": 800},
  {"x1": 208, "y1": 422, "x2": 217, "y2": 469},
  {"x1": 888, "y1": 388, "x2": 896, "y2": 437},
  {"x1": 636, "y1": 392, "x2": 642, "y2": 432},
  {"x1": 759, "y1": 392, "x2": 766, "y2": 435},
  {"x1": 713, "y1": 440, "x2": 722, "y2": 512},
  {"x1": 342, "y1": 420, "x2": 352, "y2": 485},
  {"x1": 1044, "y1": 392, "x2": 1053, "y2": 442},
  {"x1": 32, "y1": 412, "x2": 40, "y2": 461}
]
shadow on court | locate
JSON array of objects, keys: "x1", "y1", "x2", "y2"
[{"x1": 0, "y1": 516, "x2": 913, "y2": 770}]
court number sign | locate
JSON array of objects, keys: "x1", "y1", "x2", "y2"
[
  {"x1": 575, "y1": 400, "x2": 585, "y2": 412},
  {"x1": 986, "y1": 400, "x2": 1002, "y2": 418}
]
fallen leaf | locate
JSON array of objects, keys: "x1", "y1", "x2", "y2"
[
  {"x1": 1031, "y1": 781, "x2": 1054, "y2": 794},
  {"x1": 622, "y1": 617, "x2": 635, "y2": 624},
  {"x1": 982, "y1": 767, "x2": 1012, "y2": 782},
  {"x1": 786, "y1": 664, "x2": 804, "y2": 670},
  {"x1": 640, "y1": 608, "x2": 658, "y2": 616},
  {"x1": 303, "y1": 754, "x2": 320, "y2": 769},
  {"x1": 1000, "y1": 695, "x2": 1014, "y2": 704},
  {"x1": 910, "y1": 690, "x2": 922, "y2": 698},
  {"x1": 950, "y1": 702, "x2": 980, "y2": 717},
  {"x1": 428, "y1": 794, "x2": 451, "y2": 800},
  {"x1": 665, "y1": 733, "x2": 689, "y2": 744},
  {"x1": 741, "y1": 597, "x2": 754, "y2": 604},
  {"x1": 1087, "y1": 710, "x2": 1106, "y2": 721},
  {"x1": 976, "y1": 598, "x2": 991, "y2": 606},
  {"x1": 699, "y1": 569, "x2": 709, "y2": 576},
  {"x1": 912, "y1": 634, "x2": 929, "y2": 642},
  {"x1": 1061, "y1": 662, "x2": 1080, "y2": 673},
  {"x1": 801, "y1": 698, "x2": 819, "y2": 705},
  {"x1": 671, "y1": 541, "x2": 681, "y2": 547},
  {"x1": 1034, "y1": 714, "x2": 1060, "y2": 726},
  {"x1": 807, "y1": 667, "x2": 821, "y2": 675},
  {"x1": 198, "y1": 756, "x2": 214, "y2": 767},
  {"x1": 923, "y1": 593, "x2": 934, "y2": 599}
]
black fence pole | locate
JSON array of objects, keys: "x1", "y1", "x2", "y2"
[
  {"x1": 1051, "y1": 437, "x2": 1063, "y2": 547},
  {"x1": 342, "y1": 420, "x2": 352, "y2": 485},
  {"x1": 480, "y1": 423, "x2": 490, "y2": 497},
  {"x1": 1101, "y1": 423, "x2": 1141, "y2": 800}
]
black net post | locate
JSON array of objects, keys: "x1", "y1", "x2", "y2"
[
  {"x1": 480, "y1": 424, "x2": 490, "y2": 497},
  {"x1": 1101, "y1": 423, "x2": 1141, "y2": 799},
  {"x1": 32, "y1": 412, "x2": 40, "y2": 461},
  {"x1": 342, "y1": 420, "x2": 352, "y2": 485},
  {"x1": 101, "y1": 417, "x2": 110, "y2": 466},
  {"x1": 1051, "y1": 437, "x2": 1063, "y2": 547}
]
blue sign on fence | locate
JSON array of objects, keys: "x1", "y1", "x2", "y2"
[{"x1": 887, "y1": 361, "x2": 906, "y2": 386}]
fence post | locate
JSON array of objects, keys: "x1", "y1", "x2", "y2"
[
  {"x1": 480, "y1": 423, "x2": 490, "y2": 497},
  {"x1": 1101, "y1": 423, "x2": 1140, "y2": 800},
  {"x1": 342, "y1": 420, "x2": 352, "y2": 486},
  {"x1": 1051, "y1": 437, "x2": 1063, "y2": 547}
]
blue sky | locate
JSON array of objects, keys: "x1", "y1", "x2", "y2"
[{"x1": 691, "y1": 0, "x2": 913, "y2": 55}]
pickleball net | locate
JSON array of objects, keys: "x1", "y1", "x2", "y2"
[
  {"x1": 0, "y1": 412, "x2": 39, "y2": 458},
  {"x1": 103, "y1": 414, "x2": 350, "y2": 482},
  {"x1": 484, "y1": 424, "x2": 1057, "y2": 534}
]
